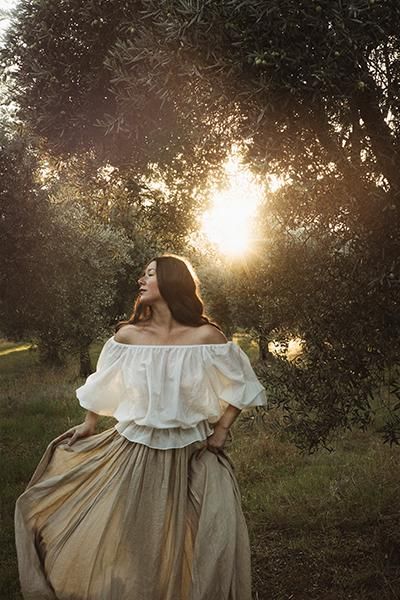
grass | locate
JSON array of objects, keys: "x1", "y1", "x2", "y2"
[
  {"x1": 1, "y1": 340, "x2": 400, "y2": 600},
  {"x1": 231, "y1": 427, "x2": 400, "y2": 599}
]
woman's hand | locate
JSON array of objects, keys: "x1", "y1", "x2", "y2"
[
  {"x1": 56, "y1": 421, "x2": 96, "y2": 447},
  {"x1": 206, "y1": 424, "x2": 230, "y2": 454}
]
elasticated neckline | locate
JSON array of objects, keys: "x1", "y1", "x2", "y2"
[{"x1": 111, "y1": 337, "x2": 233, "y2": 349}]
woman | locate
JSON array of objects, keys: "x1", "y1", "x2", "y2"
[{"x1": 15, "y1": 253, "x2": 268, "y2": 600}]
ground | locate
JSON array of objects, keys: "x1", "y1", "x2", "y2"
[{"x1": 1, "y1": 338, "x2": 399, "y2": 600}]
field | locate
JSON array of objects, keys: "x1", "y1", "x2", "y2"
[{"x1": 1, "y1": 339, "x2": 399, "y2": 600}]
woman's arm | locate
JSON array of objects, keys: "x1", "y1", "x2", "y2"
[
  {"x1": 216, "y1": 404, "x2": 241, "y2": 430},
  {"x1": 207, "y1": 405, "x2": 241, "y2": 454},
  {"x1": 56, "y1": 410, "x2": 100, "y2": 446},
  {"x1": 84, "y1": 410, "x2": 99, "y2": 429}
]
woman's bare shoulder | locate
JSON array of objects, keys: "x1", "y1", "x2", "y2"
[
  {"x1": 195, "y1": 324, "x2": 228, "y2": 345},
  {"x1": 113, "y1": 324, "x2": 144, "y2": 344}
]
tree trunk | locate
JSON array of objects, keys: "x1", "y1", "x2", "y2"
[
  {"x1": 79, "y1": 345, "x2": 93, "y2": 378},
  {"x1": 258, "y1": 334, "x2": 273, "y2": 362},
  {"x1": 354, "y1": 71, "x2": 400, "y2": 194},
  {"x1": 38, "y1": 341, "x2": 64, "y2": 367}
]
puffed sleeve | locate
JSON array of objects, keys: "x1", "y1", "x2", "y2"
[
  {"x1": 204, "y1": 342, "x2": 268, "y2": 415},
  {"x1": 76, "y1": 337, "x2": 128, "y2": 416}
]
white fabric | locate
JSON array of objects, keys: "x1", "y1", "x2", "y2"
[{"x1": 76, "y1": 336, "x2": 268, "y2": 449}]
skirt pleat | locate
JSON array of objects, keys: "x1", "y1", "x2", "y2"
[{"x1": 15, "y1": 427, "x2": 252, "y2": 600}]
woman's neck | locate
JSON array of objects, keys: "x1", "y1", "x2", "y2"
[{"x1": 148, "y1": 301, "x2": 179, "y2": 333}]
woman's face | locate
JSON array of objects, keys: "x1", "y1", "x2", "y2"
[{"x1": 137, "y1": 260, "x2": 162, "y2": 304}]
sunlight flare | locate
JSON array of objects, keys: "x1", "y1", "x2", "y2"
[{"x1": 200, "y1": 151, "x2": 264, "y2": 257}]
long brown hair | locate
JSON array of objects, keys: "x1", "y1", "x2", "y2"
[{"x1": 115, "y1": 254, "x2": 223, "y2": 332}]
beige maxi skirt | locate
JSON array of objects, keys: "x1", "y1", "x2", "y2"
[{"x1": 15, "y1": 426, "x2": 253, "y2": 600}]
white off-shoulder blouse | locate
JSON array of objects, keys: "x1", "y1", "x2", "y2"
[{"x1": 76, "y1": 336, "x2": 268, "y2": 449}]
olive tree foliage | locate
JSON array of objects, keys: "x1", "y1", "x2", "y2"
[
  {"x1": 0, "y1": 127, "x2": 49, "y2": 340},
  {"x1": 2, "y1": 0, "x2": 400, "y2": 447},
  {"x1": 1, "y1": 0, "x2": 237, "y2": 233},
  {"x1": 40, "y1": 150, "x2": 208, "y2": 334},
  {"x1": 42, "y1": 151, "x2": 196, "y2": 258},
  {"x1": 0, "y1": 127, "x2": 134, "y2": 375},
  {"x1": 33, "y1": 201, "x2": 132, "y2": 376}
]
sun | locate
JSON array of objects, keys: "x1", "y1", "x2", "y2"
[
  {"x1": 200, "y1": 151, "x2": 264, "y2": 257},
  {"x1": 201, "y1": 190, "x2": 256, "y2": 257}
]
